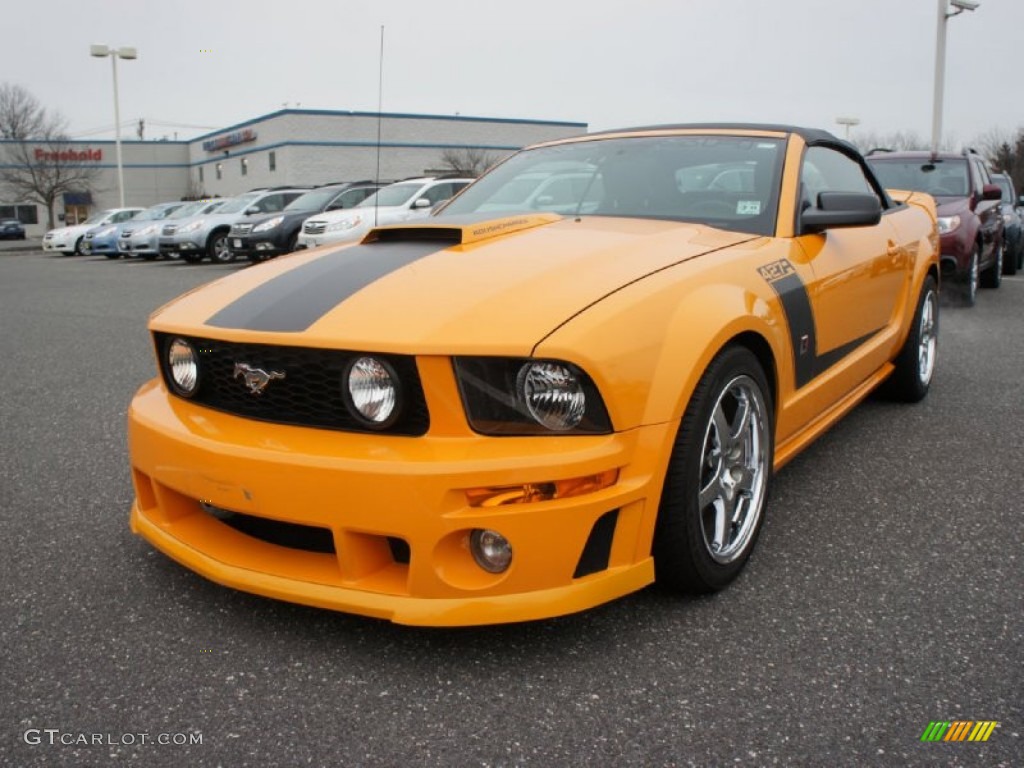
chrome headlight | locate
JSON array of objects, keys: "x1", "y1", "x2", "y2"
[
  {"x1": 344, "y1": 356, "x2": 400, "y2": 427},
  {"x1": 327, "y1": 215, "x2": 362, "y2": 232},
  {"x1": 454, "y1": 357, "x2": 612, "y2": 435},
  {"x1": 167, "y1": 338, "x2": 199, "y2": 396},
  {"x1": 937, "y1": 215, "x2": 961, "y2": 235},
  {"x1": 94, "y1": 225, "x2": 118, "y2": 238},
  {"x1": 253, "y1": 216, "x2": 284, "y2": 233},
  {"x1": 136, "y1": 224, "x2": 159, "y2": 237},
  {"x1": 517, "y1": 361, "x2": 586, "y2": 431},
  {"x1": 180, "y1": 220, "x2": 205, "y2": 233}
]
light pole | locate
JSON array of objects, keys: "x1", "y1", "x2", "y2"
[
  {"x1": 836, "y1": 117, "x2": 860, "y2": 140},
  {"x1": 932, "y1": 0, "x2": 978, "y2": 156},
  {"x1": 90, "y1": 44, "x2": 137, "y2": 208}
]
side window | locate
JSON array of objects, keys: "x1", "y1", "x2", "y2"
[
  {"x1": 801, "y1": 146, "x2": 877, "y2": 209},
  {"x1": 421, "y1": 183, "x2": 454, "y2": 205},
  {"x1": 114, "y1": 210, "x2": 135, "y2": 222},
  {"x1": 258, "y1": 195, "x2": 284, "y2": 213},
  {"x1": 331, "y1": 188, "x2": 370, "y2": 209}
]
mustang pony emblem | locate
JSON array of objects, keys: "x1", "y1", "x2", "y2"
[{"x1": 233, "y1": 362, "x2": 286, "y2": 395}]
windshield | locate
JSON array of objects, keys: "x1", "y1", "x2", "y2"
[
  {"x1": 215, "y1": 194, "x2": 259, "y2": 214},
  {"x1": 356, "y1": 183, "x2": 422, "y2": 209},
  {"x1": 441, "y1": 136, "x2": 785, "y2": 235},
  {"x1": 868, "y1": 158, "x2": 969, "y2": 197},
  {"x1": 135, "y1": 204, "x2": 183, "y2": 222},
  {"x1": 285, "y1": 188, "x2": 340, "y2": 211},
  {"x1": 82, "y1": 211, "x2": 113, "y2": 225}
]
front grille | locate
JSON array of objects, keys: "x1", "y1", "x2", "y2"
[
  {"x1": 303, "y1": 221, "x2": 327, "y2": 235},
  {"x1": 154, "y1": 333, "x2": 430, "y2": 436},
  {"x1": 162, "y1": 224, "x2": 177, "y2": 236},
  {"x1": 121, "y1": 229, "x2": 134, "y2": 238},
  {"x1": 231, "y1": 223, "x2": 253, "y2": 236}
]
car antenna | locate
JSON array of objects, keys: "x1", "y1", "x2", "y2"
[{"x1": 374, "y1": 25, "x2": 384, "y2": 229}]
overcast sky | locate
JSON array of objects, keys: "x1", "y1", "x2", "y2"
[{"x1": 4, "y1": 0, "x2": 1022, "y2": 146}]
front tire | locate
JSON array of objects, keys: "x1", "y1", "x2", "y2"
[
  {"x1": 207, "y1": 231, "x2": 234, "y2": 263},
  {"x1": 73, "y1": 236, "x2": 84, "y2": 256},
  {"x1": 653, "y1": 346, "x2": 774, "y2": 593},
  {"x1": 881, "y1": 275, "x2": 938, "y2": 403}
]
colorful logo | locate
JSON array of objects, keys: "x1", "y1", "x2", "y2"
[{"x1": 920, "y1": 721, "x2": 998, "y2": 742}]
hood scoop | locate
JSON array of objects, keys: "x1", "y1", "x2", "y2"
[{"x1": 363, "y1": 212, "x2": 561, "y2": 246}]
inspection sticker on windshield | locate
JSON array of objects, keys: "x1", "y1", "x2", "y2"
[{"x1": 737, "y1": 200, "x2": 761, "y2": 215}]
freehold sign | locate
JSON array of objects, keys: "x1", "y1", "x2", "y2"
[{"x1": 34, "y1": 148, "x2": 103, "y2": 163}]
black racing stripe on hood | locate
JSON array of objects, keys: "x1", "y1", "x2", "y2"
[{"x1": 206, "y1": 241, "x2": 444, "y2": 332}]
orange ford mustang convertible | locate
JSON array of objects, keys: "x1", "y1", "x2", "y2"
[{"x1": 128, "y1": 124, "x2": 939, "y2": 625}]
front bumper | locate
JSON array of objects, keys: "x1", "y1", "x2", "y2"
[
  {"x1": 120, "y1": 235, "x2": 160, "y2": 256},
  {"x1": 128, "y1": 378, "x2": 669, "y2": 625},
  {"x1": 227, "y1": 233, "x2": 285, "y2": 259}
]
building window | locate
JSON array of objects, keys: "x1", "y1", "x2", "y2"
[
  {"x1": 216, "y1": 163, "x2": 223, "y2": 180},
  {"x1": 198, "y1": 166, "x2": 204, "y2": 183},
  {"x1": 0, "y1": 204, "x2": 37, "y2": 224},
  {"x1": 269, "y1": 151, "x2": 276, "y2": 172},
  {"x1": 241, "y1": 158, "x2": 248, "y2": 176}
]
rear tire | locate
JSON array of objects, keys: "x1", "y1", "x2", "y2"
[
  {"x1": 980, "y1": 242, "x2": 1002, "y2": 289},
  {"x1": 880, "y1": 275, "x2": 938, "y2": 403},
  {"x1": 653, "y1": 346, "x2": 774, "y2": 593},
  {"x1": 960, "y1": 246, "x2": 979, "y2": 307}
]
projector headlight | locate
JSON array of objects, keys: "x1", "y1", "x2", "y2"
[
  {"x1": 327, "y1": 215, "x2": 363, "y2": 232},
  {"x1": 253, "y1": 216, "x2": 284, "y2": 233},
  {"x1": 936, "y1": 215, "x2": 961, "y2": 235},
  {"x1": 454, "y1": 357, "x2": 611, "y2": 435}
]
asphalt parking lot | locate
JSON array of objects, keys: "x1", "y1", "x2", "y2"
[{"x1": 0, "y1": 250, "x2": 1021, "y2": 767}]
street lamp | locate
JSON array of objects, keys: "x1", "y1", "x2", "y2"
[
  {"x1": 932, "y1": 0, "x2": 978, "y2": 156},
  {"x1": 90, "y1": 44, "x2": 137, "y2": 208},
  {"x1": 835, "y1": 116, "x2": 860, "y2": 140}
]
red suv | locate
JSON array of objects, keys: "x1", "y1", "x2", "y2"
[{"x1": 867, "y1": 149, "x2": 1004, "y2": 305}]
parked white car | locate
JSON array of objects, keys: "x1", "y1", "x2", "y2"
[
  {"x1": 42, "y1": 207, "x2": 144, "y2": 256},
  {"x1": 296, "y1": 177, "x2": 473, "y2": 249}
]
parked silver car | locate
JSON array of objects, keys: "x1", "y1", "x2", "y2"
[
  {"x1": 160, "y1": 189, "x2": 306, "y2": 264},
  {"x1": 120, "y1": 199, "x2": 226, "y2": 260},
  {"x1": 88, "y1": 201, "x2": 186, "y2": 259}
]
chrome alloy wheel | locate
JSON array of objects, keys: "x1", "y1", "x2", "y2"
[
  {"x1": 917, "y1": 287, "x2": 938, "y2": 385},
  {"x1": 698, "y1": 375, "x2": 769, "y2": 564}
]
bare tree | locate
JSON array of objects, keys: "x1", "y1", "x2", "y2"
[
  {"x1": 849, "y1": 129, "x2": 930, "y2": 154},
  {"x1": 437, "y1": 147, "x2": 503, "y2": 177},
  {"x1": 0, "y1": 83, "x2": 100, "y2": 228}
]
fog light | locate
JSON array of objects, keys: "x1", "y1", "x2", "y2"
[{"x1": 469, "y1": 529, "x2": 512, "y2": 573}]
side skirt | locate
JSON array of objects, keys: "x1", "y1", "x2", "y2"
[{"x1": 774, "y1": 363, "x2": 894, "y2": 471}]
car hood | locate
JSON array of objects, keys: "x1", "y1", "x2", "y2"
[
  {"x1": 934, "y1": 197, "x2": 971, "y2": 216},
  {"x1": 46, "y1": 223, "x2": 96, "y2": 238},
  {"x1": 152, "y1": 213, "x2": 758, "y2": 355}
]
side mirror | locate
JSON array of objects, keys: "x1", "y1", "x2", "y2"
[
  {"x1": 800, "y1": 192, "x2": 882, "y2": 234},
  {"x1": 245, "y1": 206, "x2": 260, "y2": 215},
  {"x1": 980, "y1": 184, "x2": 1002, "y2": 202},
  {"x1": 411, "y1": 198, "x2": 433, "y2": 209}
]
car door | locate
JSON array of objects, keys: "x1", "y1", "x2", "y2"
[
  {"x1": 971, "y1": 157, "x2": 1001, "y2": 264},
  {"x1": 795, "y1": 145, "x2": 908, "y2": 368}
]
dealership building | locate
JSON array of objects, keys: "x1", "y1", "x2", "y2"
[{"x1": 0, "y1": 108, "x2": 588, "y2": 237}]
